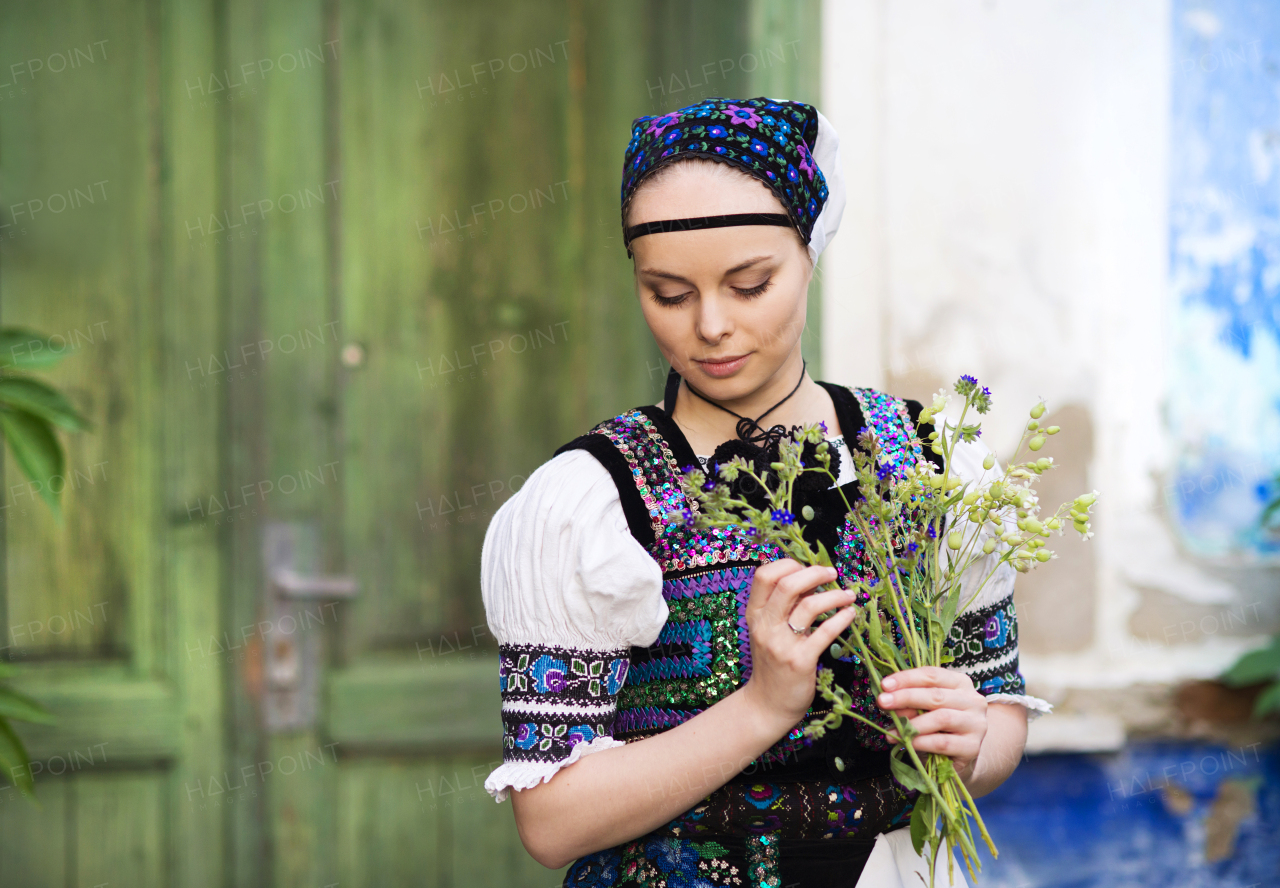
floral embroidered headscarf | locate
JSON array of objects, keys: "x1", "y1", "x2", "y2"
[{"x1": 620, "y1": 96, "x2": 846, "y2": 264}]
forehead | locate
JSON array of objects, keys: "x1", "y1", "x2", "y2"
[{"x1": 626, "y1": 162, "x2": 786, "y2": 224}]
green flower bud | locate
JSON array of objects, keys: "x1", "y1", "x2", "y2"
[
  {"x1": 1046, "y1": 426, "x2": 1060, "y2": 435},
  {"x1": 1029, "y1": 436, "x2": 1046, "y2": 451},
  {"x1": 930, "y1": 444, "x2": 943, "y2": 455},
  {"x1": 983, "y1": 454, "x2": 996, "y2": 470},
  {"x1": 1027, "y1": 420, "x2": 1040, "y2": 430},
  {"x1": 1076, "y1": 492, "x2": 1098, "y2": 508},
  {"x1": 918, "y1": 409, "x2": 933, "y2": 424},
  {"x1": 963, "y1": 492, "x2": 979, "y2": 506},
  {"x1": 948, "y1": 531, "x2": 962, "y2": 550},
  {"x1": 1035, "y1": 549, "x2": 1052, "y2": 562},
  {"x1": 830, "y1": 644, "x2": 841, "y2": 659},
  {"x1": 1025, "y1": 518, "x2": 1043, "y2": 534},
  {"x1": 802, "y1": 505, "x2": 815, "y2": 521},
  {"x1": 1031, "y1": 402, "x2": 1046, "y2": 419},
  {"x1": 982, "y1": 538, "x2": 996, "y2": 555},
  {"x1": 928, "y1": 430, "x2": 940, "y2": 440},
  {"x1": 834, "y1": 756, "x2": 846, "y2": 772},
  {"x1": 1047, "y1": 518, "x2": 1061, "y2": 530},
  {"x1": 946, "y1": 477, "x2": 963, "y2": 491},
  {"x1": 1036, "y1": 458, "x2": 1052, "y2": 470}
]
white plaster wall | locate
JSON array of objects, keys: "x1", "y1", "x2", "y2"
[{"x1": 820, "y1": 0, "x2": 1270, "y2": 731}]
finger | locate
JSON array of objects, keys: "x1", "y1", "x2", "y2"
[
  {"x1": 747, "y1": 559, "x2": 804, "y2": 612},
  {"x1": 767, "y1": 565, "x2": 839, "y2": 621},
  {"x1": 803, "y1": 602, "x2": 858, "y2": 657},
  {"x1": 878, "y1": 686, "x2": 979, "y2": 714},
  {"x1": 909, "y1": 731, "x2": 982, "y2": 761},
  {"x1": 880, "y1": 666, "x2": 968, "y2": 692},
  {"x1": 787, "y1": 586, "x2": 858, "y2": 629},
  {"x1": 903, "y1": 707, "x2": 982, "y2": 739}
]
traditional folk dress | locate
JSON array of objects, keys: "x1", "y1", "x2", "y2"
[{"x1": 481, "y1": 381, "x2": 1051, "y2": 888}]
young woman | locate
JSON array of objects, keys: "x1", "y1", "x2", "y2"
[{"x1": 481, "y1": 97, "x2": 1050, "y2": 888}]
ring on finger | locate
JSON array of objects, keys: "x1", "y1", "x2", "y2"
[{"x1": 786, "y1": 620, "x2": 812, "y2": 636}]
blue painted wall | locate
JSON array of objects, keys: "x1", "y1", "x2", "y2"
[
  {"x1": 971, "y1": 742, "x2": 1279, "y2": 887},
  {"x1": 1170, "y1": 1, "x2": 1280, "y2": 558}
]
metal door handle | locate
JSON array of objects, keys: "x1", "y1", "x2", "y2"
[{"x1": 261, "y1": 522, "x2": 360, "y2": 732}]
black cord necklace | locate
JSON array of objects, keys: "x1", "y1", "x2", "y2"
[{"x1": 683, "y1": 359, "x2": 807, "y2": 452}]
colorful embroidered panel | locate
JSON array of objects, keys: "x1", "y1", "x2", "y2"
[
  {"x1": 498, "y1": 642, "x2": 629, "y2": 764},
  {"x1": 661, "y1": 773, "x2": 914, "y2": 842},
  {"x1": 948, "y1": 591, "x2": 1027, "y2": 697}
]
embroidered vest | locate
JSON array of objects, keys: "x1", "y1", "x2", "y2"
[{"x1": 563, "y1": 384, "x2": 929, "y2": 761}]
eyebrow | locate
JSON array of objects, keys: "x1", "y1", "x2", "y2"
[{"x1": 638, "y1": 255, "x2": 774, "y2": 283}]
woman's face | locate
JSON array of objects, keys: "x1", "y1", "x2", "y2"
[{"x1": 627, "y1": 162, "x2": 813, "y2": 402}]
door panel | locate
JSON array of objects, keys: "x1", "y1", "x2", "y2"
[{"x1": 1, "y1": 1, "x2": 818, "y2": 885}]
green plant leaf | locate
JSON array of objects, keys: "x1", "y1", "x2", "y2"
[
  {"x1": 1253, "y1": 681, "x2": 1280, "y2": 717},
  {"x1": 1221, "y1": 636, "x2": 1280, "y2": 687},
  {"x1": 940, "y1": 584, "x2": 961, "y2": 636},
  {"x1": 890, "y1": 748, "x2": 933, "y2": 795},
  {"x1": 0, "y1": 377, "x2": 91, "y2": 432},
  {"x1": 0, "y1": 328, "x2": 70, "y2": 370},
  {"x1": 910, "y1": 795, "x2": 932, "y2": 856},
  {"x1": 0, "y1": 686, "x2": 55, "y2": 725},
  {"x1": 0, "y1": 408, "x2": 65, "y2": 520},
  {"x1": 0, "y1": 718, "x2": 36, "y2": 798}
]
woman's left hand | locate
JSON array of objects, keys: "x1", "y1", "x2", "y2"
[{"x1": 875, "y1": 666, "x2": 988, "y2": 784}]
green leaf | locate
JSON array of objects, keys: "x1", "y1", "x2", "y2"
[
  {"x1": 0, "y1": 687, "x2": 55, "y2": 725},
  {"x1": 0, "y1": 377, "x2": 91, "y2": 432},
  {"x1": 814, "y1": 538, "x2": 833, "y2": 568},
  {"x1": 1253, "y1": 682, "x2": 1280, "y2": 717},
  {"x1": 0, "y1": 718, "x2": 36, "y2": 798},
  {"x1": 909, "y1": 796, "x2": 932, "y2": 855},
  {"x1": 0, "y1": 328, "x2": 71, "y2": 370},
  {"x1": 940, "y1": 584, "x2": 962, "y2": 636},
  {"x1": 1221, "y1": 636, "x2": 1280, "y2": 687},
  {"x1": 889, "y1": 748, "x2": 934, "y2": 795},
  {"x1": 0, "y1": 408, "x2": 65, "y2": 519}
]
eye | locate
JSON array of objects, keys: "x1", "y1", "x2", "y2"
[
  {"x1": 648, "y1": 288, "x2": 693, "y2": 307},
  {"x1": 733, "y1": 277, "x2": 773, "y2": 298}
]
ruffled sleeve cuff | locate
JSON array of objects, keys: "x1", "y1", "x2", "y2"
[
  {"x1": 985, "y1": 692, "x2": 1053, "y2": 721},
  {"x1": 484, "y1": 734, "x2": 625, "y2": 803}
]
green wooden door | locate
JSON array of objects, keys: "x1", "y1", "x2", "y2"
[{"x1": 0, "y1": 1, "x2": 816, "y2": 885}]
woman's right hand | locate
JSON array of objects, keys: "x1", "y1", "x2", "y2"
[{"x1": 738, "y1": 559, "x2": 860, "y2": 732}]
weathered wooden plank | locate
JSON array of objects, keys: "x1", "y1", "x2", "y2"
[
  {"x1": 336, "y1": 759, "x2": 444, "y2": 887},
  {"x1": 327, "y1": 658, "x2": 499, "y2": 748},
  {"x1": 0, "y1": 777, "x2": 68, "y2": 883},
  {"x1": 160, "y1": 0, "x2": 232, "y2": 879},
  {"x1": 221, "y1": 0, "x2": 339, "y2": 879},
  {"x1": 74, "y1": 772, "x2": 166, "y2": 885},
  {"x1": 6, "y1": 671, "x2": 179, "y2": 762}
]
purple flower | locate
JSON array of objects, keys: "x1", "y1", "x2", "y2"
[
  {"x1": 663, "y1": 128, "x2": 683, "y2": 144},
  {"x1": 797, "y1": 141, "x2": 817, "y2": 180},
  {"x1": 644, "y1": 113, "x2": 680, "y2": 137},
  {"x1": 566, "y1": 725, "x2": 597, "y2": 747},
  {"x1": 786, "y1": 164, "x2": 799, "y2": 182},
  {"x1": 726, "y1": 104, "x2": 763, "y2": 129},
  {"x1": 771, "y1": 509, "x2": 795, "y2": 525},
  {"x1": 708, "y1": 125, "x2": 727, "y2": 138},
  {"x1": 714, "y1": 145, "x2": 727, "y2": 154},
  {"x1": 749, "y1": 138, "x2": 769, "y2": 155},
  {"x1": 765, "y1": 169, "x2": 777, "y2": 180}
]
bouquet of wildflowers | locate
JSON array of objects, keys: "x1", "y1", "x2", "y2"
[{"x1": 678, "y1": 377, "x2": 1097, "y2": 886}]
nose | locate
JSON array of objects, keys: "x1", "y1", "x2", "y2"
[{"x1": 693, "y1": 291, "x2": 733, "y2": 346}]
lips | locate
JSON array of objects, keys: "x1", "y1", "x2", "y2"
[{"x1": 694, "y1": 354, "x2": 750, "y2": 378}]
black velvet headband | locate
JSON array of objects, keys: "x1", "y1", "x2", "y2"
[{"x1": 622, "y1": 212, "x2": 793, "y2": 253}]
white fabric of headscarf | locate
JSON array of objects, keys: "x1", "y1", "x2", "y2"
[{"x1": 806, "y1": 109, "x2": 846, "y2": 265}]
